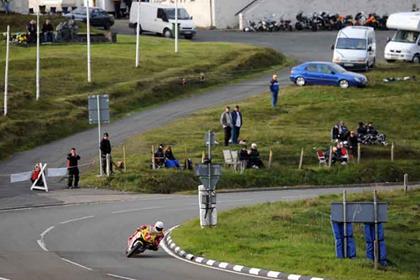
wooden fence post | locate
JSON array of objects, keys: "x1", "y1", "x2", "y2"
[
  {"x1": 298, "y1": 148, "x2": 304, "y2": 170},
  {"x1": 152, "y1": 145, "x2": 156, "y2": 170},
  {"x1": 357, "y1": 143, "x2": 361, "y2": 164},
  {"x1": 404, "y1": 173, "x2": 408, "y2": 193},
  {"x1": 391, "y1": 142, "x2": 394, "y2": 162},
  {"x1": 268, "y1": 148, "x2": 273, "y2": 169},
  {"x1": 328, "y1": 146, "x2": 332, "y2": 168},
  {"x1": 123, "y1": 145, "x2": 127, "y2": 172}
]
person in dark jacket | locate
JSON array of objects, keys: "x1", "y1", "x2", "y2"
[
  {"x1": 42, "y1": 19, "x2": 54, "y2": 42},
  {"x1": 239, "y1": 145, "x2": 249, "y2": 170},
  {"x1": 67, "y1": 148, "x2": 80, "y2": 188},
  {"x1": 347, "y1": 131, "x2": 358, "y2": 156},
  {"x1": 269, "y1": 74, "x2": 280, "y2": 107},
  {"x1": 164, "y1": 145, "x2": 180, "y2": 168},
  {"x1": 230, "y1": 105, "x2": 243, "y2": 144},
  {"x1": 26, "y1": 20, "x2": 37, "y2": 43},
  {"x1": 100, "y1": 132, "x2": 112, "y2": 175},
  {"x1": 247, "y1": 143, "x2": 264, "y2": 169},
  {"x1": 154, "y1": 144, "x2": 165, "y2": 168},
  {"x1": 331, "y1": 123, "x2": 339, "y2": 141}
]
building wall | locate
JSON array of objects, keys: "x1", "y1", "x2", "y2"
[
  {"x1": 1, "y1": 0, "x2": 29, "y2": 14},
  {"x1": 241, "y1": 0, "x2": 420, "y2": 24},
  {"x1": 213, "y1": 0, "x2": 251, "y2": 28}
]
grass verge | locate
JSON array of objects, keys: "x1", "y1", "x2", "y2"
[
  {"x1": 0, "y1": 29, "x2": 286, "y2": 158},
  {"x1": 172, "y1": 189, "x2": 420, "y2": 280},
  {"x1": 82, "y1": 64, "x2": 420, "y2": 192}
]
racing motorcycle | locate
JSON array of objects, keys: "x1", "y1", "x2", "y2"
[{"x1": 126, "y1": 226, "x2": 160, "y2": 257}]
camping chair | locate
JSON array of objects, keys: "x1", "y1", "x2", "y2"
[
  {"x1": 223, "y1": 150, "x2": 240, "y2": 172},
  {"x1": 316, "y1": 150, "x2": 327, "y2": 166}
]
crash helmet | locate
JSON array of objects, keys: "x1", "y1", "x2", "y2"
[{"x1": 154, "y1": 221, "x2": 164, "y2": 232}]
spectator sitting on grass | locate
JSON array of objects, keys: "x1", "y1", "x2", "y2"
[
  {"x1": 247, "y1": 143, "x2": 264, "y2": 169},
  {"x1": 239, "y1": 145, "x2": 249, "y2": 170},
  {"x1": 336, "y1": 142, "x2": 349, "y2": 165},
  {"x1": 357, "y1": 122, "x2": 367, "y2": 137},
  {"x1": 154, "y1": 144, "x2": 165, "y2": 168},
  {"x1": 42, "y1": 19, "x2": 54, "y2": 43},
  {"x1": 26, "y1": 20, "x2": 37, "y2": 43},
  {"x1": 164, "y1": 145, "x2": 180, "y2": 168}
]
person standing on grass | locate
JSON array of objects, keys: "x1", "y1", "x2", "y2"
[
  {"x1": 67, "y1": 148, "x2": 80, "y2": 189},
  {"x1": 42, "y1": 19, "x2": 54, "y2": 43},
  {"x1": 220, "y1": 106, "x2": 233, "y2": 146},
  {"x1": 269, "y1": 74, "x2": 280, "y2": 108},
  {"x1": 100, "y1": 132, "x2": 112, "y2": 175},
  {"x1": 231, "y1": 105, "x2": 243, "y2": 144}
]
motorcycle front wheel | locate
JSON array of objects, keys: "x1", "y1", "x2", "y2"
[{"x1": 126, "y1": 241, "x2": 143, "y2": 258}]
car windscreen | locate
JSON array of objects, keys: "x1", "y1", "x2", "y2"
[
  {"x1": 392, "y1": 30, "x2": 419, "y2": 43},
  {"x1": 336, "y1": 38, "x2": 367, "y2": 50},
  {"x1": 164, "y1": 8, "x2": 190, "y2": 20}
]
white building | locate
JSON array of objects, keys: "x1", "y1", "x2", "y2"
[
  {"x1": 152, "y1": 0, "x2": 420, "y2": 29},
  {"x1": 0, "y1": 0, "x2": 29, "y2": 14}
]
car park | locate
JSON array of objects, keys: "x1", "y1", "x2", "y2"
[
  {"x1": 332, "y1": 26, "x2": 376, "y2": 71},
  {"x1": 290, "y1": 61, "x2": 368, "y2": 88},
  {"x1": 63, "y1": 7, "x2": 115, "y2": 30}
]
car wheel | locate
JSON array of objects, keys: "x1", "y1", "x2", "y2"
[
  {"x1": 295, "y1": 77, "x2": 306, "y2": 86},
  {"x1": 412, "y1": 54, "x2": 420, "y2": 63},
  {"x1": 184, "y1": 34, "x2": 193, "y2": 40},
  {"x1": 339, "y1": 79, "x2": 349, "y2": 89},
  {"x1": 371, "y1": 58, "x2": 376, "y2": 68},
  {"x1": 163, "y1": 29, "x2": 173, "y2": 38}
]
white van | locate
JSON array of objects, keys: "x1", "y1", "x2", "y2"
[
  {"x1": 332, "y1": 26, "x2": 376, "y2": 71},
  {"x1": 384, "y1": 12, "x2": 420, "y2": 63},
  {"x1": 129, "y1": 2, "x2": 196, "y2": 39}
]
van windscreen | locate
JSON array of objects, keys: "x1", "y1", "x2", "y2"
[
  {"x1": 164, "y1": 8, "x2": 190, "y2": 20},
  {"x1": 392, "y1": 31, "x2": 419, "y2": 43},
  {"x1": 336, "y1": 38, "x2": 367, "y2": 50}
]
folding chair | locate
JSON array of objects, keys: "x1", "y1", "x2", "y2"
[{"x1": 317, "y1": 150, "x2": 327, "y2": 166}]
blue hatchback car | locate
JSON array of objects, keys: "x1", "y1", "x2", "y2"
[{"x1": 289, "y1": 62, "x2": 368, "y2": 88}]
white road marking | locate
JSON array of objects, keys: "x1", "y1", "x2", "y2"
[
  {"x1": 288, "y1": 275, "x2": 301, "y2": 280},
  {"x1": 186, "y1": 254, "x2": 194, "y2": 260},
  {"x1": 195, "y1": 257, "x2": 204, "y2": 263},
  {"x1": 0, "y1": 277, "x2": 11, "y2": 280},
  {"x1": 111, "y1": 206, "x2": 163, "y2": 214},
  {"x1": 310, "y1": 278, "x2": 324, "y2": 280},
  {"x1": 206, "y1": 260, "x2": 215, "y2": 266},
  {"x1": 61, "y1": 257, "x2": 93, "y2": 271},
  {"x1": 37, "y1": 225, "x2": 55, "y2": 251},
  {"x1": 267, "y1": 271, "x2": 280, "y2": 278},
  {"x1": 107, "y1": 273, "x2": 138, "y2": 280},
  {"x1": 249, "y1": 268, "x2": 260, "y2": 275},
  {"x1": 59, "y1": 215, "x2": 94, "y2": 225}
]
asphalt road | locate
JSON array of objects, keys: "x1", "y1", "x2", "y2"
[
  {"x1": 0, "y1": 185, "x2": 411, "y2": 280},
  {"x1": 0, "y1": 22, "x2": 400, "y2": 280}
]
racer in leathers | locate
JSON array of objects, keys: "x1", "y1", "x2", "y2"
[{"x1": 128, "y1": 221, "x2": 165, "y2": 251}]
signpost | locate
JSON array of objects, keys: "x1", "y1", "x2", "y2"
[
  {"x1": 4, "y1": 25, "x2": 10, "y2": 116},
  {"x1": 175, "y1": 0, "x2": 179, "y2": 53},
  {"x1": 36, "y1": 11, "x2": 40, "y2": 100},
  {"x1": 88, "y1": 95, "x2": 110, "y2": 175},
  {"x1": 195, "y1": 131, "x2": 221, "y2": 227},
  {"x1": 86, "y1": 0, "x2": 92, "y2": 82},
  {"x1": 135, "y1": 0, "x2": 141, "y2": 67}
]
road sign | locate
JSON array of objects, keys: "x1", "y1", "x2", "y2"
[
  {"x1": 195, "y1": 164, "x2": 221, "y2": 190},
  {"x1": 88, "y1": 95, "x2": 110, "y2": 124},
  {"x1": 331, "y1": 202, "x2": 388, "y2": 223},
  {"x1": 204, "y1": 131, "x2": 216, "y2": 146}
]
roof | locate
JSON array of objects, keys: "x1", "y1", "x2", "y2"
[
  {"x1": 387, "y1": 12, "x2": 420, "y2": 31},
  {"x1": 235, "y1": 0, "x2": 259, "y2": 16},
  {"x1": 338, "y1": 26, "x2": 373, "y2": 38}
]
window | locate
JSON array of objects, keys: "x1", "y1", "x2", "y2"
[
  {"x1": 305, "y1": 64, "x2": 318, "y2": 72},
  {"x1": 318, "y1": 64, "x2": 332, "y2": 74},
  {"x1": 392, "y1": 30, "x2": 419, "y2": 43},
  {"x1": 336, "y1": 38, "x2": 367, "y2": 50}
]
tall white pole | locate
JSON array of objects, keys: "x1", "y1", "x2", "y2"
[
  {"x1": 4, "y1": 25, "x2": 10, "y2": 116},
  {"x1": 175, "y1": 0, "x2": 178, "y2": 53},
  {"x1": 36, "y1": 11, "x2": 40, "y2": 100},
  {"x1": 135, "y1": 0, "x2": 140, "y2": 68},
  {"x1": 97, "y1": 95, "x2": 102, "y2": 176},
  {"x1": 86, "y1": 0, "x2": 92, "y2": 83}
]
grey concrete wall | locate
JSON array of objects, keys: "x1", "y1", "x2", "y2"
[
  {"x1": 214, "y1": 0, "x2": 251, "y2": 28},
  {"x1": 242, "y1": 0, "x2": 420, "y2": 24}
]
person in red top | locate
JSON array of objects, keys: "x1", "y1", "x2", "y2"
[
  {"x1": 30, "y1": 163, "x2": 44, "y2": 186},
  {"x1": 128, "y1": 221, "x2": 165, "y2": 251}
]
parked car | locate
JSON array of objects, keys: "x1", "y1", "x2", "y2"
[
  {"x1": 63, "y1": 7, "x2": 115, "y2": 30},
  {"x1": 289, "y1": 61, "x2": 368, "y2": 88},
  {"x1": 332, "y1": 26, "x2": 376, "y2": 71}
]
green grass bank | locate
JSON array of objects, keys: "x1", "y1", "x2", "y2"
[
  {"x1": 0, "y1": 29, "x2": 286, "y2": 158},
  {"x1": 82, "y1": 64, "x2": 420, "y2": 192},
  {"x1": 172, "y1": 189, "x2": 420, "y2": 280}
]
